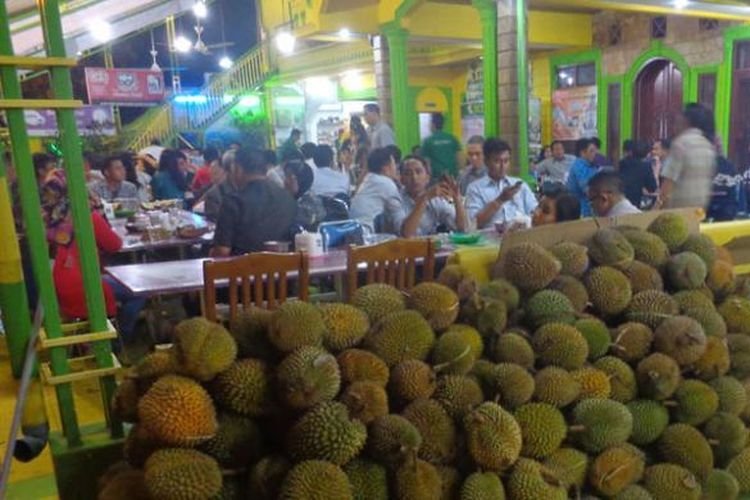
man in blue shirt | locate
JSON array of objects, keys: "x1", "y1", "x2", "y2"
[
  {"x1": 567, "y1": 138, "x2": 600, "y2": 217},
  {"x1": 465, "y1": 138, "x2": 538, "y2": 229}
]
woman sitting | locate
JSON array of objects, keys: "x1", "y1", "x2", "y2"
[
  {"x1": 151, "y1": 149, "x2": 191, "y2": 203},
  {"x1": 531, "y1": 188, "x2": 582, "y2": 226}
]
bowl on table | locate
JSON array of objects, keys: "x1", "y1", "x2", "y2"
[{"x1": 449, "y1": 232, "x2": 482, "y2": 245}]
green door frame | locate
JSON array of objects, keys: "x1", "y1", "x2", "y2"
[{"x1": 717, "y1": 25, "x2": 750, "y2": 150}]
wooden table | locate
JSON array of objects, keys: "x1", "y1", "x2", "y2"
[{"x1": 110, "y1": 211, "x2": 214, "y2": 257}]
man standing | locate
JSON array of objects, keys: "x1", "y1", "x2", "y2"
[
  {"x1": 421, "y1": 113, "x2": 461, "y2": 180},
  {"x1": 566, "y1": 138, "x2": 601, "y2": 217},
  {"x1": 364, "y1": 103, "x2": 396, "y2": 150},
  {"x1": 278, "y1": 129, "x2": 302, "y2": 163},
  {"x1": 465, "y1": 138, "x2": 538, "y2": 229},
  {"x1": 459, "y1": 135, "x2": 486, "y2": 195},
  {"x1": 588, "y1": 171, "x2": 641, "y2": 217},
  {"x1": 89, "y1": 155, "x2": 138, "y2": 202},
  {"x1": 535, "y1": 140, "x2": 575, "y2": 189}
]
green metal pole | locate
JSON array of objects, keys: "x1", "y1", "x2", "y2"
[
  {"x1": 0, "y1": 0, "x2": 81, "y2": 445},
  {"x1": 0, "y1": 144, "x2": 33, "y2": 379},
  {"x1": 474, "y1": 0, "x2": 498, "y2": 138},
  {"x1": 39, "y1": 0, "x2": 122, "y2": 438},
  {"x1": 515, "y1": 0, "x2": 531, "y2": 181},
  {"x1": 383, "y1": 23, "x2": 411, "y2": 152}
]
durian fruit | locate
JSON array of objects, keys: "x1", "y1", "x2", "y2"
[
  {"x1": 619, "y1": 227, "x2": 670, "y2": 269},
  {"x1": 268, "y1": 301, "x2": 326, "y2": 353},
  {"x1": 533, "y1": 367, "x2": 581, "y2": 408},
  {"x1": 351, "y1": 283, "x2": 406, "y2": 324},
  {"x1": 132, "y1": 349, "x2": 178, "y2": 380},
  {"x1": 703, "y1": 412, "x2": 749, "y2": 466},
  {"x1": 622, "y1": 260, "x2": 664, "y2": 293},
  {"x1": 611, "y1": 322, "x2": 654, "y2": 363},
  {"x1": 199, "y1": 413, "x2": 261, "y2": 467},
  {"x1": 472, "y1": 298, "x2": 508, "y2": 338},
  {"x1": 525, "y1": 289, "x2": 577, "y2": 329},
  {"x1": 479, "y1": 278, "x2": 520, "y2": 311},
  {"x1": 493, "y1": 363, "x2": 535, "y2": 409},
  {"x1": 576, "y1": 318, "x2": 611, "y2": 361},
  {"x1": 343, "y1": 458, "x2": 388, "y2": 500},
  {"x1": 532, "y1": 323, "x2": 589, "y2": 370},
  {"x1": 286, "y1": 402, "x2": 366, "y2": 465},
  {"x1": 571, "y1": 367, "x2": 612, "y2": 400},
  {"x1": 408, "y1": 282, "x2": 460, "y2": 331},
  {"x1": 667, "y1": 379, "x2": 719, "y2": 425},
  {"x1": 658, "y1": 423, "x2": 714, "y2": 479},
  {"x1": 111, "y1": 378, "x2": 139, "y2": 423},
  {"x1": 172, "y1": 317, "x2": 238, "y2": 381},
  {"x1": 143, "y1": 448, "x2": 222, "y2": 500},
  {"x1": 642, "y1": 463, "x2": 702, "y2": 500},
  {"x1": 469, "y1": 360, "x2": 497, "y2": 400},
  {"x1": 571, "y1": 399, "x2": 633, "y2": 453},
  {"x1": 548, "y1": 275, "x2": 590, "y2": 313},
  {"x1": 463, "y1": 402, "x2": 522, "y2": 471},
  {"x1": 719, "y1": 296, "x2": 750, "y2": 335},
  {"x1": 389, "y1": 360, "x2": 436, "y2": 402},
  {"x1": 460, "y1": 471, "x2": 505, "y2": 500},
  {"x1": 703, "y1": 468, "x2": 740, "y2": 500},
  {"x1": 549, "y1": 241, "x2": 590, "y2": 278},
  {"x1": 625, "y1": 290, "x2": 680, "y2": 329},
  {"x1": 138, "y1": 375, "x2": 217, "y2": 446},
  {"x1": 693, "y1": 337, "x2": 730, "y2": 381},
  {"x1": 613, "y1": 484, "x2": 653, "y2": 500},
  {"x1": 728, "y1": 334, "x2": 750, "y2": 379},
  {"x1": 627, "y1": 399, "x2": 669, "y2": 445},
  {"x1": 683, "y1": 307, "x2": 727, "y2": 338},
  {"x1": 98, "y1": 464, "x2": 149, "y2": 500},
  {"x1": 438, "y1": 264, "x2": 475, "y2": 298},
  {"x1": 653, "y1": 316, "x2": 707, "y2": 366},
  {"x1": 496, "y1": 242, "x2": 561, "y2": 293},
  {"x1": 493, "y1": 332, "x2": 535, "y2": 369},
  {"x1": 319, "y1": 303, "x2": 370, "y2": 352},
  {"x1": 636, "y1": 353, "x2": 682, "y2": 400},
  {"x1": 123, "y1": 424, "x2": 164, "y2": 468},
  {"x1": 706, "y1": 259, "x2": 736, "y2": 299},
  {"x1": 506, "y1": 458, "x2": 567, "y2": 500},
  {"x1": 363, "y1": 310, "x2": 435, "y2": 367},
  {"x1": 431, "y1": 325, "x2": 483, "y2": 375},
  {"x1": 584, "y1": 266, "x2": 633, "y2": 316},
  {"x1": 433, "y1": 375, "x2": 485, "y2": 420},
  {"x1": 340, "y1": 381, "x2": 389, "y2": 424},
  {"x1": 278, "y1": 460, "x2": 353, "y2": 500},
  {"x1": 248, "y1": 455, "x2": 291, "y2": 500},
  {"x1": 709, "y1": 375, "x2": 748, "y2": 415},
  {"x1": 514, "y1": 403, "x2": 567, "y2": 459},
  {"x1": 680, "y1": 233, "x2": 717, "y2": 268},
  {"x1": 211, "y1": 359, "x2": 275, "y2": 416},
  {"x1": 401, "y1": 398, "x2": 456, "y2": 465},
  {"x1": 594, "y1": 356, "x2": 637, "y2": 403},
  {"x1": 589, "y1": 443, "x2": 645, "y2": 497},
  {"x1": 438, "y1": 466, "x2": 461, "y2": 500},
  {"x1": 727, "y1": 447, "x2": 750, "y2": 493},
  {"x1": 674, "y1": 289, "x2": 715, "y2": 312},
  {"x1": 667, "y1": 252, "x2": 708, "y2": 291},
  {"x1": 337, "y1": 349, "x2": 389, "y2": 387},
  {"x1": 588, "y1": 228, "x2": 635, "y2": 268},
  {"x1": 648, "y1": 212, "x2": 690, "y2": 252},
  {"x1": 367, "y1": 414, "x2": 422, "y2": 465},
  {"x1": 543, "y1": 447, "x2": 589, "y2": 491},
  {"x1": 276, "y1": 346, "x2": 341, "y2": 410},
  {"x1": 392, "y1": 458, "x2": 442, "y2": 500},
  {"x1": 229, "y1": 306, "x2": 275, "y2": 360}
]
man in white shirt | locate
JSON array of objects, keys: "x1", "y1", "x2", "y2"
[
  {"x1": 465, "y1": 138, "x2": 538, "y2": 229},
  {"x1": 588, "y1": 170, "x2": 641, "y2": 217},
  {"x1": 89, "y1": 155, "x2": 138, "y2": 202},
  {"x1": 349, "y1": 148, "x2": 404, "y2": 233},
  {"x1": 458, "y1": 135, "x2": 487, "y2": 195},
  {"x1": 535, "y1": 140, "x2": 575, "y2": 186},
  {"x1": 311, "y1": 144, "x2": 350, "y2": 197},
  {"x1": 364, "y1": 103, "x2": 396, "y2": 150}
]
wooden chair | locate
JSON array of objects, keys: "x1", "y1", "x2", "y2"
[
  {"x1": 346, "y1": 238, "x2": 434, "y2": 300},
  {"x1": 203, "y1": 252, "x2": 309, "y2": 323}
]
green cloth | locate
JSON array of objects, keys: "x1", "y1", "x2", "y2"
[{"x1": 422, "y1": 130, "x2": 461, "y2": 179}]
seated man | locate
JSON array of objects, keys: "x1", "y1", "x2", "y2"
[
  {"x1": 465, "y1": 138, "x2": 538, "y2": 229},
  {"x1": 89, "y1": 155, "x2": 138, "y2": 202},
  {"x1": 588, "y1": 170, "x2": 641, "y2": 217},
  {"x1": 399, "y1": 155, "x2": 467, "y2": 237},
  {"x1": 211, "y1": 147, "x2": 297, "y2": 256},
  {"x1": 311, "y1": 144, "x2": 350, "y2": 197},
  {"x1": 459, "y1": 135, "x2": 487, "y2": 195},
  {"x1": 349, "y1": 148, "x2": 404, "y2": 233},
  {"x1": 200, "y1": 150, "x2": 237, "y2": 222}
]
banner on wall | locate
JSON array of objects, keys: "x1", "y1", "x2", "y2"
[
  {"x1": 552, "y1": 85, "x2": 598, "y2": 141},
  {"x1": 461, "y1": 62, "x2": 484, "y2": 142},
  {"x1": 24, "y1": 106, "x2": 116, "y2": 137},
  {"x1": 85, "y1": 68, "x2": 165, "y2": 106}
]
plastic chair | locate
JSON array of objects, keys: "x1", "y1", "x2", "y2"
[
  {"x1": 203, "y1": 252, "x2": 309, "y2": 322},
  {"x1": 319, "y1": 219, "x2": 364, "y2": 251}
]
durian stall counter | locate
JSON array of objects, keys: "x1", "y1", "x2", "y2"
[{"x1": 95, "y1": 208, "x2": 750, "y2": 500}]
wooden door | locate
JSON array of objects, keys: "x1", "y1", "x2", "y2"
[
  {"x1": 634, "y1": 59, "x2": 683, "y2": 143},
  {"x1": 730, "y1": 41, "x2": 750, "y2": 167}
]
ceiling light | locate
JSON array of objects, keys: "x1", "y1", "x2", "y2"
[
  {"x1": 192, "y1": 1, "x2": 208, "y2": 18},
  {"x1": 674, "y1": 0, "x2": 689, "y2": 9},
  {"x1": 90, "y1": 20, "x2": 112, "y2": 42},
  {"x1": 219, "y1": 56, "x2": 233, "y2": 69},
  {"x1": 338, "y1": 28, "x2": 351, "y2": 40},
  {"x1": 174, "y1": 35, "x2": 192, "y2": 53},
  {"x1": 275, "y1": 32, "x2": 296, "y2": 55}
]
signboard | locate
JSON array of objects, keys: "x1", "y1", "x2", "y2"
[
  {"x1": 461, "y1": 62, "x2": 484, "y2": 142},
  {"x1": 24, "y1": 106, "x2": 116, "y2": 137},
  {"x1": 552, "y1": 85, "x2": 598, "y2": 141},
  {"x1": 84, "y1": 67, "x2": 165, "y2": 106}
]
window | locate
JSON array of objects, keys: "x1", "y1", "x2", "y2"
[
  {"x1": 556, "y1": 63, "x2": 596, "y2": 89},
  {"x1": 698, "y1": 73, "x2": 717, "y2": 112},
  {"x1": 736, "y1": 41, "x2": 750, "y2": 70},
  {"x1": 699, "y1": 18, "x2": 719, "y2": 32},
  {"x1": 651, "y1": 16, "x2": 667, "y2": 39}
]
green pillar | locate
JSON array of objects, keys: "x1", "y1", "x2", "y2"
[
  {"x1": 383, "y1": 23, "x2": 411, "y2": 152},
  {"x1": 515, "y1": 0, "x2": 530, "y2": 180},
  {"x1": 474, "y1": 0, "x2": 498, "y2": 138}
]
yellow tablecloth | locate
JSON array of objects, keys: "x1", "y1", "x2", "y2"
[
  {"x1": 700, "y1": 220, "x2": 750, "y2": 247},
  {"x1": 446, "y1": 245, "x2": 500, "y2": 285}
]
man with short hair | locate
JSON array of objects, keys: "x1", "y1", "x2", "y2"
[
  {"x1": 588, "y1": 170, "x2": 641, "y2": 217},
  {"x1": 459, "y1": 135, "x2": 487, "y2": 195},
  {"x1": 201, "y1": 150, "x2": 238, "y2": 222},
  {"x1": 278, "y1": 129, "x2": 302, "y2": 163},
  {"x1": 465, "y1": 138, "x2": 538, "y2": 229},
  {"x1": 421, "y1": 112, "x2": 461, "y2": 179},
  {"x1": 211, "y1": 148, "x2": 297, "y2": 256},
  {"x1": 535, "y1": 140, "x2": 575, "y2": 186},
  {"x1": 349, "y1": 147, "x2": 404, "y2": 233},
  {"x1": 191, "y1": 147, "x2": 221, "y2": 195},
  {"x1": 566, "y1": 138, "x2": 601, "y2": 217},
  {"x1": 89, "y1": 155, "x2": 138, "y2": 202},
  {"x1": 311, "y1": 144, "x2": 350, "y2": 197},
  {"x1": 363, "y1": 103, "x2": 396, "y2": 149}
]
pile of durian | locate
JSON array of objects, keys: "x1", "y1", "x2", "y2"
[{"x1": 99, "y1": 212, "x2": 750, "y2": 500}]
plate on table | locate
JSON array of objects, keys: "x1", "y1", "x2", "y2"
[{"x1": 450, "y1": 232, "x2": 482, "y2": 245}]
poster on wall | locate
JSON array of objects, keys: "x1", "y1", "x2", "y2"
[
  {"x1": 24, "y1": 106, "x2": 116, "y2": 137},
  {"x1": 461, "y1": 62, "x2": 484, "y2": 142},
  {"x1": 529, "y1": 97, "x2": 542, "y2": 151},
  {"x1": 84, "y1": 68, "x2": 165, "y2": 106},
  {"x1": 552, "y1": 85, "x2": 597, "y2": 140}
]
